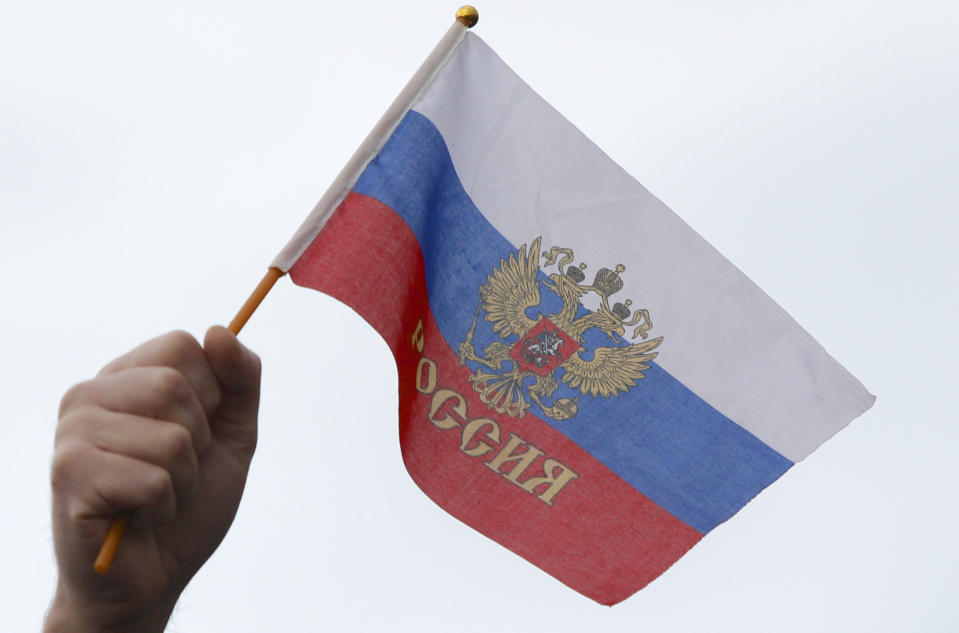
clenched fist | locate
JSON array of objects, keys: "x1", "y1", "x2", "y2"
[{"x1": 45, "y1": 327, "x2": 261, "y2": 633}]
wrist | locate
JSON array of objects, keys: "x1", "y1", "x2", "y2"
[{"x1": 45, "y1": 582, "x2": 178, "y2": 633}]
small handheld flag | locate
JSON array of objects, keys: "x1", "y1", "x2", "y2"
[{"x1": 96, "y1": 6, "x2": 874, "y2": 605}]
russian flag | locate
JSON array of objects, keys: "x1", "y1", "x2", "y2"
[{"x1": 271, "y1": 27, "x2": 874, "y2": 605}]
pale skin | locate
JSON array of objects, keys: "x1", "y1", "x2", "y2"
[{"x1": 45, "y1": 327, "x2": 261, "y2": 633}]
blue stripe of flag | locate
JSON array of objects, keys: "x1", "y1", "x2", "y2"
[{"x1": 354, "y1": 110, "x2": 792, "y2": 533}]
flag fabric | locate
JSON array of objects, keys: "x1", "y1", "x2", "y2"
[{"x1": 272, "y1": 29, "x2": 874, "y2": 605}]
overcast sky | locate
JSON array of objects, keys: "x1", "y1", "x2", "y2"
[{"x1": 3, "y1": 1, "x2": 957, "y2": 631}]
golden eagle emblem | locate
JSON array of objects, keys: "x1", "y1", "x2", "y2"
[{"x1": 458, "y1": 237, "x2": 662, "y2": 421}]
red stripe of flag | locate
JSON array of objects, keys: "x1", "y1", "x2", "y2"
[{"x1": 290, "y1": 191, "x2": 702, "y2": 604}]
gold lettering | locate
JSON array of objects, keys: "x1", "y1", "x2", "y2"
[
  {"x1": 411, "y1": 339, "x2": 580, "y2": 505},
  {"x1": 415, "y1": 357, "x2": 437, "y2": 394},
  {"x1": 459, "y1": 418, "x2": 501, "y2": 457},
  {"x1": 485, "y1": 433, "x2": 544, "y2": 484},
  {"x1": 519, "y1": 458, "x2": 580, "y2": 505},
  {"x1": 428, "y1": 389, "x2": 467, "y2": 430},
  {"x1": 411, "y1": 319, "x2": 425, "y2": 353}
]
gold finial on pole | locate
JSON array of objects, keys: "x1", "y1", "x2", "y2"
[{"x1": 456, "y1": 5, "x2": 479, "y2": 28}]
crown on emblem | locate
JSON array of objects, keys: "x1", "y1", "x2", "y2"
[
  {"x1": 592, "y1": 264, "x2": 625, "y2": 298},
  {"x1": 565, "y1": 262, "x2": 587, "y2": 283},
  {"x1": 612, "y1": 299, "x2": 632, "y2": 321}
]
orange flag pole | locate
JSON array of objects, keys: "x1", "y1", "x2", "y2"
[
  {"x1": 94, "y1": 3, "x2": 478, "y2": 577},
  {"x1": 227, "y1": 267, "x2": 286, "y2": 335},
  {"x1": 93, "y1": 267, "x2": 286, "y2": 574}
]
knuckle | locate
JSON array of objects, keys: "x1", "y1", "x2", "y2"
[
  {"x1": 165, "y1": 424, "x2": 195, "y2": 462},
  {"x1": 170, "y1": 431, "x2": 200, "y2": 498},
  {"x1": 194, "y1": 425, "x2": 213, "y2": 456},
  {"x1": 149, "y1": 367, "x2": 192, "y2": 404},
  {"x1": 143, "y1": 468, "x2": 175, "y2": 505},
  {"x1": 65, "y1": 497, "x2": 89, "y2": 523},
  {"x1": 136, "y1": 470, "x2": 178, "y2": 527},
  {"x1": 58, "y1": 381, "x2": 94, "y2": 418},
  {"x1": 198, "y1": 388, "x2": 222, "y2": 423},
  {"x1": 50, "y1": 442, "x2": 87, "y2": 493},
  {"x1": 54, "y1": 409, "x2": 89, "y2": 446},
  {"x1": 163, "y1": 330, "x2": 203, "y2": 364}
]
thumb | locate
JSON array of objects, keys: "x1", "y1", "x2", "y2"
[{"x1": 203, "y1": 325, "x2": 260, "y2": 460}]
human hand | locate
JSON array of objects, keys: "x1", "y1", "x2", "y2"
[{"x1": 45, "y1": 327, "x2": 260, "y2": 633}]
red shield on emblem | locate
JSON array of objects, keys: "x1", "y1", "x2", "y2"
[{"x1": 510, "y1": 317, "x2": 579, "y2": 376}]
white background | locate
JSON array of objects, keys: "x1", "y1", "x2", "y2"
[{"x1": 2, "y1": 1, "x2": 957, "y2": 631}]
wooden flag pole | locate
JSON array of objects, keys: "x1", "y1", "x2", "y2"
[
  {"x1": 93, "y1": 2, "x2": 479, "y2": 577},
  {"x1": 227, "y1": 267, "x2": 286, "y2": 335},
  {"x1": 93, "y1": 267, "x2": 286, "y2": 574}
]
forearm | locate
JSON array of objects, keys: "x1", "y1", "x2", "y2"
[{"x1": 44, "y1": 577, "x2": 179, "y2": 633}]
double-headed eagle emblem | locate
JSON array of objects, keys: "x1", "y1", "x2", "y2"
[{"x1": 458, "y1": 237, "x2": 662, "y2": 421}]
